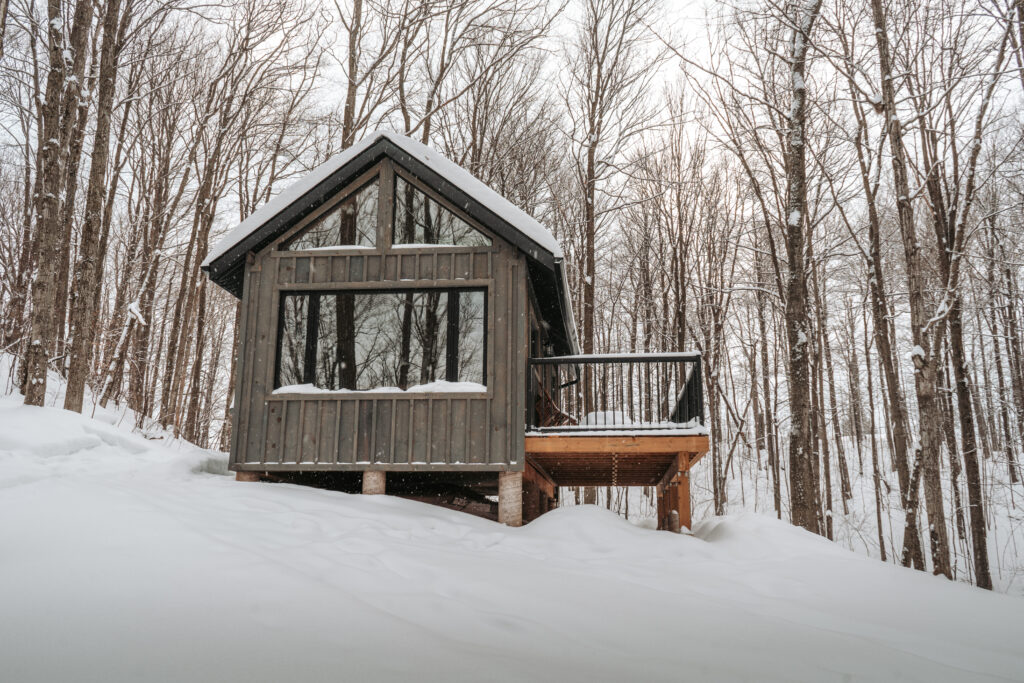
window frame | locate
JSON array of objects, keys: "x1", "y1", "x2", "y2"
[
  {"x1": 280, "y1": 177, "x2": 381, "y2": 251},
  {"x1": 273, "y1": 162, "x2": 390, "y2": 255},
  {"x1": 390, "y1": 166, "x2": 493, "y2": 249},
  {"x1": 272, "y1": 160, "x2": 499, "y2": 255},
  {"x1": 273, "y1": 286, "x2": 489, "y2": 393}
]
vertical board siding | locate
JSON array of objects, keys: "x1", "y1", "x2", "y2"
[
  {"x1": 450, "y1": 399, "x2": 467, "y2": 463},
  {"x1": 272, "y1": 250, "x2": 496, "y2": 286},
  {"x1": 400, "y1": 254, "x2": 416, "y2": 280},
  {"x1": 233, "y1": 264, "x2": 259, "y2": 465},
  {"x1": 373, "y1": 400, "x2": 392, "y2": 462},
  {"x1": 294, "y1": 258, "x2": 310, "y2": 283},
  {"x1": 469, "y1": 399, "x2": 487, "y2": 463},
  {"x1": 349, "y1": 257, "x2": 364, "y2": 282},
  {"x1": 429, "y1": 400, "x2": 447, "y2": 464},
  {"x1": 234, "y1": 224, "x2": 528, "y2": 471},
  {"x1": 320, "y1": 401, "x2": 338, "y2": 464},
  {"x1": 263, "y1": 400, "x2": 282, "y2": 464},
  {"x1": 356, "y1": 400, "x2": 373, "y2": 462},
  {"x1": 312, "y1": 256, "x2": 330, "y2": 283},
  {"x1": 339, "y1": 401, "x2": 357, "y2": 463},
  {"x1": 301, "y1": 401, "x2": 319, "y2": 463},
  {"x1": 283, "y1": 400, "x2": 301, "y2": 462},
  {"x1": 393, "y1": 400, "x2": 411, "y2": 462},
  {"x1": 411, "y1": 400, "x2": 429, "y2": 463}
]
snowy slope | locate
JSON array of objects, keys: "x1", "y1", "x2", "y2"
[{"x1": 1, "y1": 399, "x2": 1022, "y2": 683}]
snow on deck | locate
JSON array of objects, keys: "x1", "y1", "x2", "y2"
[{"x1": 0, "y1": 399, "x2": 1022, "y2": 682}]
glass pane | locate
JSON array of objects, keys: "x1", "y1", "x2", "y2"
[
  {"x1": 276, "y1": 289, "x2": 486, "y2": 390},
  {"x1": 393, "y1": 176, "x2": 491, "y2": 247},
  {"x1": 455, "y1": 291, "x2": 486, "y2": 384},
  {"x1": 355, "y1": 291, "x2": 448, "y2": 389},
  {"x1": 285, "y1": 179, "x2": 378, "y2": 250},
  {"x1": 277, "y1": 295, "x2": 308, "y2": 386}
]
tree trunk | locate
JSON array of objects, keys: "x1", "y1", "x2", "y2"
[
  {"x1": 782, "y1": 0, "x2": 823, "y2": 535},
  {"x1": 870, "y1": 0, "x2": 950, "y2": 577},
  {"x1": 24, "y1": 0, "x2": 86, "y2": 406},
  {"x1": 65, "y1": 0, "x2": 127, "y2": 412},
  {"x1": 864, "y1": 305, "x2": 888, "y2": 562},
  {"x1": 948, "y1": 300, "x2": 992, "y2": 588}
]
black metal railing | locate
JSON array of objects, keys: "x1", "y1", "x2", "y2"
[{"x1": 526, "y1": 352, "x2": 703, "y2": 433}]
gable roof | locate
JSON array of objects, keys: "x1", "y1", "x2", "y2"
[{"x1": 202, "y1": 130, "x2": 578, "y2": 354}]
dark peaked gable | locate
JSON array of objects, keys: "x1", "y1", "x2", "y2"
[{"x1": 203, "y1": 131, "x2": 577, "y2": 355}]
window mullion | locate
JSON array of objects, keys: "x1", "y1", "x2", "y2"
[
  {"x1": 446, "y1": 290, "x2": 460, "y2": 383},
  {"x1": 378, "y1": 161, "x2": 394, "y2": 250}
]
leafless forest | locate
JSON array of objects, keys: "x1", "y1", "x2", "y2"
[{"x1": 2, "y1": 0, "x2": 1024, "y2": 590}]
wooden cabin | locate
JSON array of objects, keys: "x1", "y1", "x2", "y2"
[{"x1": 203, "y1": 131, "x2": 709, "y2": 529}]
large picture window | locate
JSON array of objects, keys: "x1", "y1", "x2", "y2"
[{"x1": 276, "y1": 288, "x2": 486, "y2": 391}]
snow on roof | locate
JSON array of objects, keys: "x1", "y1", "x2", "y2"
[{"x1": 203, "y1": 130, "x2": 563, "y2": 268}]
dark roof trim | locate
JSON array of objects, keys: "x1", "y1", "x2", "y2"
[{"x1": 202, "y1": 139, "x2": 389, "y2": 291}]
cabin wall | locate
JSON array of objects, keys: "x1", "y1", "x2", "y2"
[{"x1": 230, "y1": 240, "x2": 528, "y2": 473}]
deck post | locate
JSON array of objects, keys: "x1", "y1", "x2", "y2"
[
  {"x1": 362, "y1": 470, "x2": 386, "y2": 495},
  {"x1": 678, "y1": 468, "x2": 691, "y2": 530},
  {"x1": 498, "y1": 471, "x2": 523, "y2": 527},
  {"x1": 656, "y1": 485, "x2": 666, "y2": 530},
  {"x1": 236, "y1": 471, "x2": 261, "y2": 482},
  {"x1": 668, "y1": 510, "x2": 681, "y2": 533}
]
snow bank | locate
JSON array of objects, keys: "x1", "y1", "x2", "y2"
[{"x1": 1, "y1": 399, "x2": 1022, "y2": 682}]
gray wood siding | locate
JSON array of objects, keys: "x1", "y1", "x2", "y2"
[{"x1": 229, "y1": 167, "x2": 529, "y2": 473}]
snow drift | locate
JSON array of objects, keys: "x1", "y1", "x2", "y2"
[{"x1": 1, "y1": 398, "x2": 1022, "y2": 682}]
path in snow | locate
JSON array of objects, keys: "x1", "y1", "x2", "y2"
[{"x1": 1, "y1": 399, "x2": 1022, "y2": 683}]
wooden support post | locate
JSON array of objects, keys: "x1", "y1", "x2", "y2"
[
  {"x1": 523, "y1": 459, "x2": 556, "y2": 524},
  {"x1": 236, "y1": 471, "x2": 261, "y2": 482},
  {"x1": 656, "y1": 454, "x2": 693, "y2": 533},
  {"x1": 656, "y1": 485, "x2": 666, "y2": 530},
  {"x1": 498, "y1": 471, "x2": 523, "y2": 527},
  {"x1": 362, "y1": 470, "x2": 386, "y2": 495},
  {"x1": 523, "y1": 479, "x2": 540, "y2": 524},
  {"x1": 678, "y1": 469, "x2": 692, "y2": 530}
]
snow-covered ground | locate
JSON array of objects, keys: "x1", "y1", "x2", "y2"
[{"x1": 2, "y1": 396, "x2": 1023, "y2": 682}]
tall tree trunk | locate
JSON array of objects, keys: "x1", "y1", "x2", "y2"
[
  {"x1": 782, "y1": 0, "x2": 823, "y2": 535},
  {"x1": 220, "y1": 302, "x2": 242, "y2": 450},
  {"x1": 184, "y1": 281, "x2": 207, "y2": 442},
  {"x1": 948, "y1": 300, "x2": 992, "y2": 588},
  {"x1": 25, "y1": 0, "x2": 89, "y2": 406},
  {"x1": 870, "y1": 0, "x2": 950, "y2": 577},
  {"x1": 756, "y1": 251, "x2": 781, "y2": 518},
  {"x1": 864, "y1": 304, "x2": 887, "y2": 562},
  {"x1": 65, "y1": 0, "x2": 128, "y2": 412}
]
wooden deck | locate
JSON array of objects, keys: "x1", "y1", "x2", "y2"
[{"x1": 524, "y1": 432, "x2": 709, "y2": 530}]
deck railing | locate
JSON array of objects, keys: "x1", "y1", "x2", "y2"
[{"x1": 526, "y1": 352, "x2": 703, "y2": 433}]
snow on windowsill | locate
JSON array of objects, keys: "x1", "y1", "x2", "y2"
[
  {"x1": 286, "y1": 245, "x2": 377, "y2": 252},
  {"x1": 389, "y1": 243, "x2": 485, "y2": 249},
  {"x1": 272, "y1": 381, "x2": 487, "y2": 396}
]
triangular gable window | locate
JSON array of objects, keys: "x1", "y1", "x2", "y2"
[
  {"x1": 393, "y1": 175, "x2": 491, "y2": 247},
  {"x1": 285, "y1": 178, "x2": 379, "y2": 250}
]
